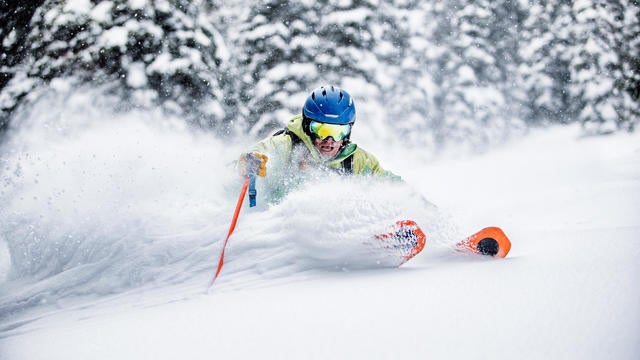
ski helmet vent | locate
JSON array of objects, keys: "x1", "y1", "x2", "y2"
[{"x1": 303, "y1": 85, "x2": 356, "y2": 125}]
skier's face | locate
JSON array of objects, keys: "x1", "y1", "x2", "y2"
[{"x1": 313, "y1": 137, "x2": 343, "y2": 159}]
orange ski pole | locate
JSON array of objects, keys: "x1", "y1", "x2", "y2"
[{"x1": 209, "y1": 175, "x2": 250, "y2": 288}]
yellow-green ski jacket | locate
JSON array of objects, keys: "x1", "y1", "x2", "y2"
[
  {"x1": 251, "y1": 114, "x2": 398, "y2": 177},
  {"x1": 246, "y1": 115, "x2": 400, "y2": 203}
]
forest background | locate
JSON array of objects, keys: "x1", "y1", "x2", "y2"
[{"x1": 1, "y1": 0, "x2": 638, "y2": 152}]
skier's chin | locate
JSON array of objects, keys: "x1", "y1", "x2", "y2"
[
  {"x1": 313, "y1": 138, "x2": 343, "y2": 159},
  {"x1": 318, "y1": 148, "x2": 336, "y2": 159}
]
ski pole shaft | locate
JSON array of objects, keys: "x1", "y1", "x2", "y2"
[
  {"x1": 248, "y1": 174, "x2": 257, "y2": 207},
  {"x1": 209, "y1": 175, "x2": 250, "y2": 288}
]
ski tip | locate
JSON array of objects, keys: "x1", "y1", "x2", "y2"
[
  {"x1": 398, "y1": 220, "x2": 427, "y2": 262},
  {"x1": 456, "y1": 226, "x2": 511, "y2": 258},
  {"x1": 374, "y1": 220, "x2": 427, "y2": 264}
]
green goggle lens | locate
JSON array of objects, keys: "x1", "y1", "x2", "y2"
[{"x1": 309, "y1": 121, "x2": 351, "y2": 141}]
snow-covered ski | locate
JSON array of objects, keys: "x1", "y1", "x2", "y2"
[{"x1": 374, "y1": 220, "x2": 427, "y2": 264}]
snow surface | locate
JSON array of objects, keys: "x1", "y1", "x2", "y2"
[{"x1": 0, "y1": 98, "x2": 639, "y2": 359}]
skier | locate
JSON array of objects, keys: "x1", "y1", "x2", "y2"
[
  {"x1": 234, "y1": 85, "x2": 511, "y2": 260},
  {"x1": 238, "y1": 85, "x2": 400, "y2": 202}
]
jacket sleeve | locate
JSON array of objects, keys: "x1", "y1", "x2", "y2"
[
  {"x1": 352, "y1": 148, "x2": 402, "y2": 180},
  {"x1": 242, "y1": 133, "x2": 295, "y2": 176},
  {"x1": 250, "y1": 133, "x2": 292, "y2": 155}
]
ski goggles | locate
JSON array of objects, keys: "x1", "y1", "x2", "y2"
[{"x1": 309, "y1": 121, "x2": 351, "y2": 141}]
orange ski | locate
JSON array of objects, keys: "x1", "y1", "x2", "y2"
[
  {"x1": 456, "y1": 226, "x2": 511, "y2": 258},
  {"x1": 375, "y1": 220, "x2": 427, "y2": 264}
]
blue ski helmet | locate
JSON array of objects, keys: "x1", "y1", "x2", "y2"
[{"x1": 302, "y1": 86, "x2": 356, "y2": 125}]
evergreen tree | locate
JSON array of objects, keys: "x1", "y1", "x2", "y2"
[
  {"x1": 0, "y1": 0, "x2": 47, "y2": 130},
  {"x1": 0, "y1": 0, "x2": 229, "y2": 129},
  {"x1": 0, "y1": 0, "x2": 46, "y2": 90},
  {"x1": 427, "y1": 0, "x2": 527, "y2": 150},
  {"x1": 233, "y1": 0, "x2": 385, "y2": 137},
  {"x1": 375, "y1": 1, "x2": 440, "y2": 149},
  {"x1": 520, "y1": 0, "x2": 575, "y2": 125},
  {"x1": 569, "y1": 0, "x2": 639, "y2": 133},
  {"x1": 1, "y1": 0, "x2": 637, "y2": 144}
]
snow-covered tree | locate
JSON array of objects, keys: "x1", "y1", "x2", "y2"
[
  {"x1": 519, "y1": 0, "x2": 575, "y2": 125},
  {"x1": 422, "y1": 0, "x2": 527, "y2": 150},
  {"x1": 369, "y1": 1, "x2": 441, "y2": 149},
  {"x1": 0, "y1": 0, "x2": 229, "y2": 129},
  {"x1": 569, "y1": 0, "x2": 639, "y2": 133},
  {"x1": 0, "y1": 0, "x2": 47, "y2": 130},
  {"x1": 233, "y1": 0, "x2": 390, "y2": 137},
  {"x1": 1, "y1": 0, "x2": 637, "y2": 146}
]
